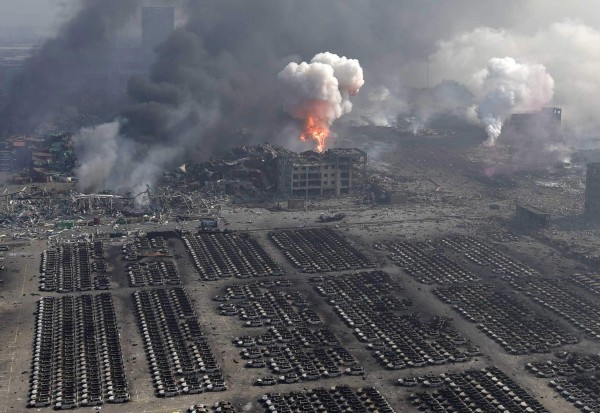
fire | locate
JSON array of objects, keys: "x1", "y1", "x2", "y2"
[{"x1": 300, "y1": 116, "x2": 329, "y2": 153}]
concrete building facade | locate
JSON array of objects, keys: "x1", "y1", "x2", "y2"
[
  {"x1": 277, "y1": 148, "x2": 367, "y2": 198},
  {"x1": 142, "y1": 7, "x2": 175, "y2": 50}
]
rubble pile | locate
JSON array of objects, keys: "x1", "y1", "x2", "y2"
[
  {"x1": 175, "y1": 144, "x2": 292, "y2": 196},
  {"x1": 3, "y1": 133, "x2": 75, "y2": 182}
]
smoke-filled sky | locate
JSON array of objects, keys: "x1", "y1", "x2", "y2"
[
  {"x1": 5, "y1": 0, "x2": 600, "y2": 193},
  {"x1": 2, "y1": 1, "x2": 599, "y2": 42}
]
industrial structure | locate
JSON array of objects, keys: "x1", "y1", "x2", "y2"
[
  {"x1": 502, "y1": 107, "x2": 562, "y2": 141},
  {"x1": 141, "y1": 7, "x2": 175, "y2": 51},
  {"x1": 515, "y1": 204, "x2": 550, "y2": 229},
  {"x1": 276, "y1": 148, "x2": 367, "y2": 198},
  {"x1": 369, "y1": 175, "x2": 408, "y2": 205},
  {"x1": 0, "y1": 133, "x2": 75, "y2": 183},
  {"x1": 585, "y1": 163, "x2": 600, "y2": 218}
]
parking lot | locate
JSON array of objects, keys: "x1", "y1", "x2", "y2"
[
  {"x1": 439, "y1": 235, "x2": 538, "y2": 278},
  {"x1": 404, "y1": 366, "x2": 550, "y2": 413},
  {"x1": 133, "y1": 287, "x2": 225, "y2": 397},
  {"x1": 127, "y1": 261, "x2": 181, "y2": 287},
  {"x1": 28, "y1": 293, "x2": 129, "y2": 409},
  {"x1": 214, "y1": 279, "x2": 363, "y2": 385},
  {"x1": 526, "y1": 351, "x2": 600, "y2": 411},
  {"x1": 183, "y1": 231, "x2": 283, "y2": 280},
  {"x1": 510, "y1": 277, "x2": 600, "y2": 340},
  {"x1": 269, "y1": 228, "x2": 376, "y2": 273},
  {"x1": 375, "y1": 240, "x2": 480, "y2": 284},
  {"x1": 434, "y1": 283, "x2": 578, "y2": 354},
  {"x1": 40, "y1": 240, "x2": 109, "y2": 292},
  {"x1": 0, "y1": 214, "x2": 588, "y2": 413},
  {"x1": 311, "y1": 270, "x2": 479, "y2": 369},
  {"x1": 259, "y1": 385, "x2": 394, "y2": 412}
]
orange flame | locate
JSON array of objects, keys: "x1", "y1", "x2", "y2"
[{"x1": 300, "y1": 116, "x2": 329, "y2": 153}]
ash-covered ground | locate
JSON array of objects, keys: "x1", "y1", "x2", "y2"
[{"x1": 0, "y1": 128, "x2": 598, "y2": 413}]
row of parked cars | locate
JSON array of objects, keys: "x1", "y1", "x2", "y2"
[
  {"x1": 188, "y1": 401, "x2": 238, "y2": 412},
  {"x1": 434, "y1": 283, "x2": 578, "y2": 354},
  {"x1": 510, "y1": 277, "x2": 600, "y2": 340},
  {"x1": 29, "y1": 293, "x2": 129, "y2": 409},
  {"x1": 527, "y1": 351, "x2": 600, "y2": 378},
  {"x1": 183, "y1": 231, "x2": 283, "y2": 280},
  {"x1": 247, "y1": 335, "x2": 363, "y2": 385},
  {"x1": 571, "y1": 272, "x2": 600, "y2": 297},
  {"x1": 127, "y1": 260, "x2": 181, "y2": 287},
  {"x1": 409, "y1": 367, "x2": 549, "y2": 413},
  {"x1": 213, "y1": 279, "x2": 293, "y2": 302},
  {"x1": 548, "y1": 376, "x2": 600, "y2": 412},
  {"x1": 216, "y1": 280, "x2": 363, "y2": 385},
  {"x1": 259, "y1": 385, "x2": 395, "y2": 413},
  {"x1": 219, "y1": 286, "x2": 321, "y2": 327},
  {"x1": 526, "y1": 352, "x2": 600, "y2": 412},
  {"x1": 122, "y1": 235, "x2": 169, "y2": 261},
  {"x1": 40, "y1": 240, "x2": 109, "y2": 292},
  {"x1": 269, "y1": 228, "x2": 375, "y2": 273},
  {"x1": 133, "y1": 287, "x2": 226, "y2": 397},
  {"x1": 136, "y1": 235, "x2": 168, "y2": 251},
  {"x1": 439, "y1": 235, "x2": 537, "y2": 277},
  {"x1": 380, "y1": 240, "x2": 479, "y2": 285},
  {"x1": 312, "y1": 271, "x2": 477, "y2": 369}
]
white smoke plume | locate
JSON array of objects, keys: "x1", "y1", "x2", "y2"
[
  {"x1": 349, "y1": 85, "x2": 409, "y2": 127},
  {"x1": 73, "y1": 118, "x2": 198, "y2": 201},
  {"x1": 277, "y1": 52, "x2": 364, "y2": 141},
  {"x1": 472, "y1": 57, "x2": 554, "y2": 146},
  {"x1": 423, "y1": 21, "x2": 600, "y2": 142},
  {"x1": 73, "y1": 122, "x2": 120, "y2": 193}
]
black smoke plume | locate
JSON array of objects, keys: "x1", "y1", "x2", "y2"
[{"x1": 0, "y1": 0, "x2": 141, "y2": 136}]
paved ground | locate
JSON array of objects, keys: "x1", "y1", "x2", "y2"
[{"x1": 0, "y1": 197, "x2": 597, "y2": 412}]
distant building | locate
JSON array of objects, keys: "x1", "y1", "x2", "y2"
[
  {"x1": 502, "y1": 107, "x2": 561, "y2": 142},
  {"x1": 585, "y1": 163, "x2": 600, "y2": 218},
  {"x1": 277, "y1": 148, "x2": 367, "y2": 197},
  {"x1": 0, "y1": 60, "x2": 25, "y2": 105},
  {"x1": 369, "y1": 175, "x2": 408, "y2": 205},
  {"x1": 515, "y1": 204, "x2": 549, "y2": 229},
  {"x1": 142, "y1": 7, "x2": 175, "y2": 51},
  {"x1": 0, "y1": 145, "x2": 12, "y2": 171},
  {"x1": 0, "y1": 61, "x2": 22, "y2": 90},
  {"x1": 0, "y1": 44, "x2": 37, "y2": 98}
]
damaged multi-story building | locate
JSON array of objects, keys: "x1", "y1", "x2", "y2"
[
  {"x1": 172, "y1": 144, "x2": 368, "y2": 199},
  {"x1": 276, "y1": 148, "x2": 367, "y2": 197}
]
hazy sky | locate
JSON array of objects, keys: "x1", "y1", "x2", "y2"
[
  {"x1": 0, "y1": 1, "x2": 76, "y2": 34},
  {"x1": 3, "y1": 0, "x2": 600, "y2": 38},
  {"x1": 4, "y1": 0, "x2": 600, "y2": 189}
]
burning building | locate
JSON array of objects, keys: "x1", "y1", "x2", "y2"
[
  {"x1": 171, "y1": 144, "x2": 367, "y2": 200},
  {"x1": 585, "y1": 163, "x2": 600, "y2": 219},
  {"x1": 276, "y1": 148, "x2": 367, "y2": 198},
  {"x1": 278, "y1": 53, "x2": 365, "y2": 153}
]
